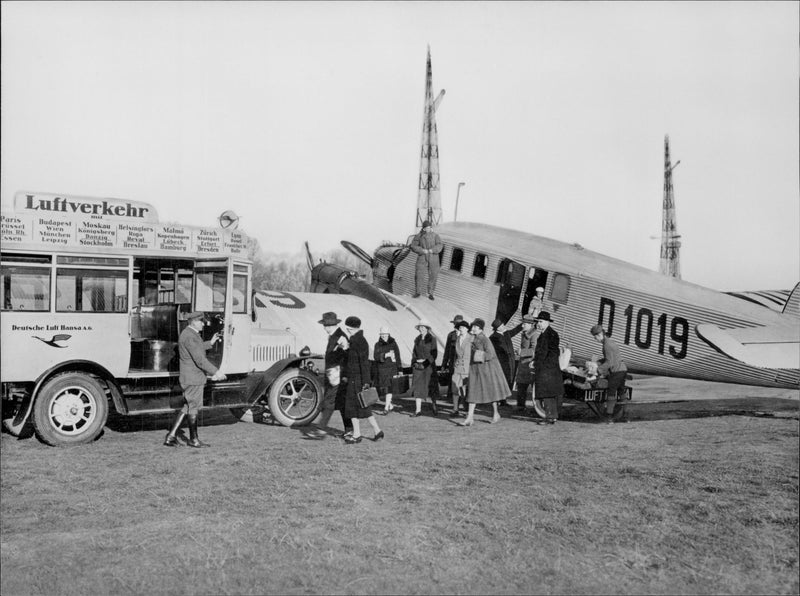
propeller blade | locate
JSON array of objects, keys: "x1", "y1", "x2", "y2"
[
  {"x1": 340, "y1": 240, "x2": 374, "y2": 267},
  {"x1": 304, "y1": 241, "x2": 315, "y2": 271}
]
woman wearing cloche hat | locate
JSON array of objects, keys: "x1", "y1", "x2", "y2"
[
  {"x1": 374, "y1": 326, "x2": 402, "y2": 415},
  {"x1": 458, "y1": 318, "x2": 511, "y2": 426},
  {"x1": 410, "y1": 319, "x2": 438, "y2": 417}
]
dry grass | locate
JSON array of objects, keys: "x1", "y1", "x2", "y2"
[{"x1": 1, "y1": 380, "x2": 798, "y2": 595}]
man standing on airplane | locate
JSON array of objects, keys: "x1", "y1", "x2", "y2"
[
  {"x1": 410, "y1": 220, "x2": 443, "y2": 300},
  {"x1": 591, "y1": 324, "x2": 629, "y2": 423},
  {"x1": 533, "y1": 311, "x2": 563, "y2": 425}
]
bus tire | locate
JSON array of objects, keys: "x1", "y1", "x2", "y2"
[
  {"x1": 33, "y1": 373, "x2": 109, "y2": 446},
  {"x1": 267, "y1": 368, "x2": 322, "y2": 428}
]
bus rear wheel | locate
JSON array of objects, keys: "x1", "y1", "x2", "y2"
[
  {"x1": 33, "y1": 373, "x2": 109, "y2": 446},
  {"x1": 267, "y1": 368, "x2": 322, "y2": 427}
]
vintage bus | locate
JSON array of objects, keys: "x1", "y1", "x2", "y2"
[{"x1": 1, "y1": 192, "x2": 323, "y2": 446}]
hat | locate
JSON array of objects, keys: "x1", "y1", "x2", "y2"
[
  {"x1": 422, "y1": 220, "x2": 431, "y2": 228},
  {"x1": 379, "y1": 326, "x2": 390, "y2": 335},
  {"x1": 183, "y1": 311, "x2": 205, "y2": 321},
  {"x1": 590, "y1": 324, "x2": 605, "y2": 336},
  {"x1": 415, "y1": 319, "x2": 432, "y2": 330},
  {"x1": 318, "y1": 312, "x2": 341, "y2": 326},
  {"x1": 491, "y1": 318, "x2": 503, "y2": 330},
  {"x1": 536, "y1": 311, "x2": 553, "y2": 322},
  {"x1": 535, "y1": 286, "x2": 544, "y2": 293},
  {"x1": 455, "y1": 320, "x2": 470, "y2": 330},
  {"x1": 470, "y1": 318, "x2": 485, "y2": 330},
  {"x1": 522, "y1": 315, "x2": 537, "y2": 324},
  {"x1": 344, "y1": 316, "x2": 361, "y2": 329},
  {"x1": 450, "y1": 314, "x2": 465, "y2": 324}
]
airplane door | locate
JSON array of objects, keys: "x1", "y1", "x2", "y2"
[{"x1": 495, "y1": 259, "x2": 526, "y2": 323}]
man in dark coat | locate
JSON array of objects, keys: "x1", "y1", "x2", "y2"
[
  {"x1": 533, "y1": 311, "x2": 564, "y2": 424},
  {"x1": 514, "y1": 315, "x2": 538, "y2": 414},
  {"x1": 164, "y1": 311, "x2": 224, "y2": 448},
  {"x1": 410, "y1": 220, "x2": 443, "y2": 299},
  {"x1": 312, "y1": 311, "x2": 352, "y2": 437},
  {"x1": 490, "y1": 318, "x2": 520, "y2": 407},
  {"x1": 441, "y1": 314, "x2": 465, "y2": 408}
]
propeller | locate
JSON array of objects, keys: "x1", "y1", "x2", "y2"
[
  {"x1": 304, "y1": 241, "x2": 315, "y2": 271},
  {"x1": 340, "y1": 240, "x2": 374, "y2": 268}
]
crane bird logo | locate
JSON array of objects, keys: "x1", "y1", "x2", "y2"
[{"x1": 33, "y1": 334, "x2": 72, "y2": 348}]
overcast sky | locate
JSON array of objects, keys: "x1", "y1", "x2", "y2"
[{"x1": 2, "y1": 1, "x2": 798, "y2": 291}]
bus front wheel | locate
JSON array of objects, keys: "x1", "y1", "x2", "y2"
[
  {"x1": 33, "y1": 373, "x2": 109, "y2": 446},
  {"x1": 267, "y1": 368, "x2": 322, "y2": 427}
]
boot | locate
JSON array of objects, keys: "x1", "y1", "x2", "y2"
[
  {"x1": 187, "y1": 415, "x2": 209, "y2": 448},
  {"x1": 164, "y1": 411, "x2": 186, "y2": 447}
]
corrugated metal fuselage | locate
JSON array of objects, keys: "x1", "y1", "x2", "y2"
[{"x1": 387, "y1": 222, "x2": 798, "y2": 389}]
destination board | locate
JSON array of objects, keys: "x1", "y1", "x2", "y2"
[{"x1": 0, "y1": 211, "x2": 251, "y2": 258}]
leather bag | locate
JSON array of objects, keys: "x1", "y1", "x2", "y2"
[{"x1": 357, "y1": 386, "x2": 379, "y2": 409}]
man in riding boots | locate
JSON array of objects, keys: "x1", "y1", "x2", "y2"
[{"x1": 164, "y1": 311, "x2": 225, "y2": 448}]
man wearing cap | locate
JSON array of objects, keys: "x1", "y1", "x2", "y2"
[
  {"x1": 164, "y1": 312, "x2": 225, "y2": 447},
  {"x1": 591, "y1": 324, "x2": 629, "y2": 423},
  {"x1": 527, "y1": 286, "x2": 546, "y2": 318},
  {"x1": 514, "y1": 314, "x2": 538, "y2": 414},
  {"x1": 410, "y1": 220, "x2": 443, "y2": 300},
  {"x1": 312, "y1": 312, "x2": 352, "y2": 438},
  {"x1": 441, "y1": 315, "x2": 465, "y2": 412},
  {"x1": 532, "y1": 311, "x2": 564, "y2": 425}
]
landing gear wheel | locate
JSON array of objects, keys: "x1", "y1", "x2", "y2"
[
  {"x1": 267, "y1": 368, "x2": 323, "y2": 427},
  {"x1": 33, "y1": 373, "x2": 108, "y2": 446}
]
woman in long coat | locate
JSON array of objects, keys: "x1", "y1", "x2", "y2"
[
  {"x1": 342, "y1": 316, "x2": 384, "y2": 443},
  {"x1": 411, "y1": 320, "x2": 438, "y2": 417},
  {"x1": 459, "y1": 318, "x2": 511, "y2": 426},
  {"x1": 533, "y1": 311, "x2": 564, "y2": 424},
  {"x1": 373, "y1": 326, "x2": 402, "y2": 415},
  {"x1": 449, "y1": 320, "x2": 472, "y2": 417}
]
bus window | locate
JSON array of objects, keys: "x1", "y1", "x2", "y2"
[
  {"x1": 472, "y1": 253, "x2": 489, "y2": 279},
  {"x1": 56, "y1": 269, "x2": 128, "y2": 312},
  {"x1": 233, "y1": 273, "x2": 248, "y2": 313},
  {"x1": 450, "y1": 247, "x2": 464, "y2": 272},
  {"x1": 195, "y1": 270, "x2": 227, "y2": 312},
  {"x1": 1, "y1": 265, "x2": 51, "y2": 311}
]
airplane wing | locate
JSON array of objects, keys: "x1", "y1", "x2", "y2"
[{"x1": 696, "y1": 322, "x2": 800, "y2": 369}]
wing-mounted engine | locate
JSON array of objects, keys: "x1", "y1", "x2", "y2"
[
  {"x1": 341, "y1": 240, "x2": 411, "y2": 293},
  {"x1": 309, "y1": 262, "x2": 396, "y2": 311}
]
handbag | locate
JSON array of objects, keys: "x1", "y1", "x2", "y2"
[{"x1": 357, "y1": 386, "x2": 379, "y2": 409}]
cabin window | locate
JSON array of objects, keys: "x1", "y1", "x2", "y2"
[
  {"x1": 1, "y1": 265, "x2": 51, "y2": 311},
  {"x1": 233, "y1": 273, "x2": 248, "y2": 313},
  {"x1": 56, "y1": 268, "x2": 128, "y2": 312},
  {"x1": 550, "y1": 273, "x2": 571, "y2": 304},
  {"x1": 472, "y1": 253, "x2": 489, "y2": 279},
  {"x1": 450, "y1": 248, "x2": 464, "y2": 272},
  {"x1": 195, "y1": 270, "x2": 227, "y2": 312}
]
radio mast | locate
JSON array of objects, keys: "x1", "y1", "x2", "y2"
[
  {"x1": 660, "y1": 135, "x2": 682, "y2": 278},
  {"x1": 416, "y1": 46, "x2": 445, "y2": 229}
]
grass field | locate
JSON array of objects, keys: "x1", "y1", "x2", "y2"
[{"x1": 1, "y1": 378, "x2": 798, "y2": 595}]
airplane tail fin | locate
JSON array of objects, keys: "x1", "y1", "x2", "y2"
[{"x1": 783, "y1": 282, "x2": 800, "y2": 317}]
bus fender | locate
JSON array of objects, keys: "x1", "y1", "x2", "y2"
[
  {"x1": 8, "y1": 360, "x2": 122, "y2": 432},
  {"x1": 245, "y1": 354, "x2": 322, "y2": 405}
]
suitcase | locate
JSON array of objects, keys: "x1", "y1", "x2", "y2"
[{"x1": 391, "y1": 373, "x2": 410, "y2": 395}]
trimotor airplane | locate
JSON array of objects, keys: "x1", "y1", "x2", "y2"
[{"x1": 256, "y1": 46, "x2": 800, "y2": 398}]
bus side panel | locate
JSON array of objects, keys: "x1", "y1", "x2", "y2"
[{"x1": 0, "y1": 313, "x2": 130, "y2": 382}]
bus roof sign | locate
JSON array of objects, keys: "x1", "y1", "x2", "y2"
[
  {"x1": 3, "y1": 191, "x2": 252, "y2": 259},
  {"x1": 14, "y1": 192, "x2": 159, "y2": 223}
]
